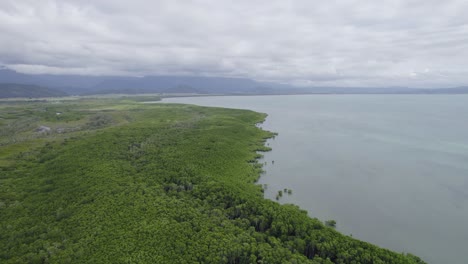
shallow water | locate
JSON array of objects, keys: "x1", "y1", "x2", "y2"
[{"x1": 163, "y1": 95, "x2": 468, "y2": 264}]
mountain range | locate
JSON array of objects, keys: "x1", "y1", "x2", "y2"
[
  {"x1": 0, "y1": 83, "x2": 66, "y2": 98},
  {"x1": 1, "y1": 68, "x2": 467, "y2": 98}
]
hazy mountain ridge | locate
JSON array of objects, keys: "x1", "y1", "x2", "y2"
[
  {"x1": 0, "y1": 83, "x2": 67, "y2": 98},
  {"x1": 90, "y1": 76, "x2": 272, "y2": 94},
  {"x1": 1, "y1": 69, "x2": 467, "y2": 97}
]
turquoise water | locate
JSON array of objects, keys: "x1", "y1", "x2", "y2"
[{"x1": 163, "y1": 95, "x2": 468, "y2": 263}]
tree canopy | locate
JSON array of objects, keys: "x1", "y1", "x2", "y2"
[{"x1": 0, "y1": 98, "x2": 426, "y2": 263}]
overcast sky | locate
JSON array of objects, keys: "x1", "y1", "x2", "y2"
[{"x1": 1, "y1": 0, "x2": 468, "y2": 88}]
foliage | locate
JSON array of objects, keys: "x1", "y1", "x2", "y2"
[
  {"x1": 325, "y1": 220, "x2": 337, "y2": 228},
  {"x1": 0, "y1": 98, "x2": 426, "y2": 263}
]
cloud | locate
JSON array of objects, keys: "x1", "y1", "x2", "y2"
[{"x1": 1, "y1": 0, "x2": 468, "y2": 88}]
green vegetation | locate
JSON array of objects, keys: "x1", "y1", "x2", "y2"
[
  {"x1": 325, "y1": 220, "x2": 337, "y2": 228},
  {"x1": 276, "y1": 188, "x2": 292, "y2": 201},
  {"x1": 0, "y1": 97, "x2": 425, "y2": 263}
]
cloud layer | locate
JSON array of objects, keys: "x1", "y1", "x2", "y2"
[{"x1": 1, "y1": 0, "x2": 468, "y2": 87}]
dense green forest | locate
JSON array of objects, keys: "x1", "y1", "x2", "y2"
[{"x1": 0, "y1": 97, "x2": 425, "y2": 263}]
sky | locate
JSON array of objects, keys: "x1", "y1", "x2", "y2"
[{"x1": 1, "y1": 0, "x2": 468, "y2": 88}]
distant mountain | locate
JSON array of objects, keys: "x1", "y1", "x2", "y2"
[
  {"x1": 0, "y1": 69, "x2": 277, "y2": 95},
  {"x1": 0, "y1": 69, "x2": 110, "y2": 94},
  {"x1": 90, "y1": 75, "x2": 278, "y2": 95},
  {"x1": 420, "y1": 86, "x2": 468, "y2": 94},
  {"x1": 0, "y1": 68, "x2": 40, "y2": 84},
  {"x1": 1, "y1": 68, "x2": 468, "y2": 95},
  {"x1": 0, "y1": 83, "x2": 67, "y2": 98}
]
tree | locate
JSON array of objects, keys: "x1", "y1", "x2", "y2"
[{"x1": 325, "y1": 220, "x2": 336, "y2": 228}]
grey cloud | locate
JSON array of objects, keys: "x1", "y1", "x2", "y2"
[{"x1": 1, "y1": 0, "x2": 468, "y2": 87}]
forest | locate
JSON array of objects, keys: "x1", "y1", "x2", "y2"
[{"x1": 0, "y1": 97, "x2": 426, "y2": 263}]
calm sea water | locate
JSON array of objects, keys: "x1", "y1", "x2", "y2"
[{"x1": 163, "y1": 95, "x2": 468, "y2": 264}]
